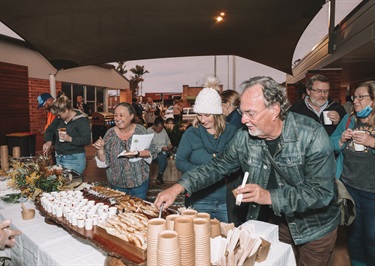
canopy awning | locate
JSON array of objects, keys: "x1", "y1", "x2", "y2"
[{"x1": 0, "y1": 0, "x2": 325, "y2": 74}]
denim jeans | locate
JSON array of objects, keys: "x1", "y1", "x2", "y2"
[
  {"x1": 111, "y1": 178, "x2": 150, "y2": 200},
  {"x1": 185, "y1": 197, "x2": 228, "y2": 223},
  {"x1": 345, "y1": 184, "x2": 375, "y2": 265},
  {"x1": 56, "y1": 152, "x2": 86, "y2": 174},
  {"x1": 154, "y1": 151, "x2": 169, "y2": 175}
]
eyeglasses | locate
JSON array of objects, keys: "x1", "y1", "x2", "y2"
[
  {"x1": 352, "y1": 95, "x2": 371, "y2": 101},
  {"x1": 239, "y1": 106, "x2": 268, "y2": 119},
  {"x1": 310, "y1": 88, "x2": 330, "y2": 95}
]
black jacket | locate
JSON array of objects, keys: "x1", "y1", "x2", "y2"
[{"x1": 290, "y1": 98, "x2": 346, "y2": 136}]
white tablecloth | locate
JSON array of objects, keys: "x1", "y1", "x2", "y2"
[
  {"x1": 0, "y1": 180, "x2": 296, "y2": 266},
  {"x1": 0, "y1": 180, "x2": 106, "y2": 266}
]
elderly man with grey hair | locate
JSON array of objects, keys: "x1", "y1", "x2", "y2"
[{"x1": 155, "y1": 76, "x2": 340, "y2": 266}]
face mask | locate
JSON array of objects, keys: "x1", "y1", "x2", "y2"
[{"x1": 357, "y1": 103, "x2": 373, "y2": 118}]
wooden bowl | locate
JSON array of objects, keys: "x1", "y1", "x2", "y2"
[{"x1": 21, "y1": 209, "x2": 35, "y2": 220}]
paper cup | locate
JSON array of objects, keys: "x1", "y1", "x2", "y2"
[
  {"x1": 148, "y1": 218, "x2": 167, "y2": 238},
  {"x1": 174, "y1": 216, "x2": 194, "y2": 236},
  {"x1": 193, "y1": 218, "x2": 210, "y2": 235},
  {"x1": 157, "y1": 230, "x2": 180, "y2": 252},
  {"x1": 85, "y1": 218, "x2": 93, "y2": 230},
  {"x1": 59, "y1": 128, "x2": 67, "y2": 142},
  {"x1": 323, "y1": 111, "x2": 332, "y2": 125},
  {"x1": 166, "y1": 214, "x2": 180, "y2": 230},
  {"x1": 354, "y1": 131, "x2": 366, "y2": 151},
  {"x1": 77, "y1": 217, "x2": 85, "y2": 228},
  {"x1": 181, "y1": 209, "x2": 198, "y2": 219},
  {"x1": 210, "y1": 219, "x2": 221, "y2": 238},
  {"x1": 56, "y1": 206, "x2": 63, "y2": 217},
  {"x1": 197, "y1": 212, "x2": 211, "y2": 224}
]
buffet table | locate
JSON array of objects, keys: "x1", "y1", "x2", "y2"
[
  {"x1": 0, "y1": 201, "x2": 107, "y2": 265},
  {"x1": 0, "y1": 180, "x2": 296, "y2": 266}
]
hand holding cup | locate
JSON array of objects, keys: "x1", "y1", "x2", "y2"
[
  {"x1": 58, "y1": 128, "x2": 67, "y2": 142},
  {"x1": 352, "y1": 130, "x2": 370, "y2": 151}
]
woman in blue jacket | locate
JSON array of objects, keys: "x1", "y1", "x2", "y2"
[
  {"x1": 176, "y1": 83, "x2": 237, "y2": 222},
  {"x1": 330, "y1": 80, "x2": 375, "y2": 266}
]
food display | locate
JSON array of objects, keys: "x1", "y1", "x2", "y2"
[{"x1": 36, "y1": 185, "x2": 177, "y2": 265}]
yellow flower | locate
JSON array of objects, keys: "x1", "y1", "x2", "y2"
[{"x1": 6, "y1": 156, "x2": 69, "y2": 200}]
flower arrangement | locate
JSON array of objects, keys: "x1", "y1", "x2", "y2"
[{"x1": 7, "y1": 156, "x2": 68, "y2": 200}]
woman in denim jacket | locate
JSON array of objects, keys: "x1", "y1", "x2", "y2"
[{"x1": 330, "y1": 81, "x2": 375, "y2": 266}]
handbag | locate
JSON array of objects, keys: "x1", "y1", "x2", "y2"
[{"x1": 264, "y1": 148, "x2": 356, "y2": 226}]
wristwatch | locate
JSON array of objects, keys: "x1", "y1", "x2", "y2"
[{"x1": 134, "y1": 151, "x2": 140, "y2": 158}]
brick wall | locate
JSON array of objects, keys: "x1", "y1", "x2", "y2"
[
  {"x1": 0, "y1": 62, "x2": 29, "y2": 147},
  {"x1": 287, "y1": 69, "x2": 344, "y2": 105}
]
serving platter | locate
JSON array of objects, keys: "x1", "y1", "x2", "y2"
[
  {"x1": 35, "y1": 200, "x2": 147, "y2": 265},
  {"x1": 36, "y1": 187, "x2": 179, "y2": 266}
]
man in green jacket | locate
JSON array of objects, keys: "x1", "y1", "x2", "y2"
[{"x1": 155, "y1": 76, "x2": 340, "y2": 266}]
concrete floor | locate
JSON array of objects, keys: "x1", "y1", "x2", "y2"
[{"x1": 82, "y1": 145, "x2": 351, "y2": 266}]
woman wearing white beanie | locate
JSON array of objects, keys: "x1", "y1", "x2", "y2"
[{"x1": 175, "y1": 78, "x2": 238, "y2": 222}]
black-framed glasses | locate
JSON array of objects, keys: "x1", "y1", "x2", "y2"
[
  {"x1": 352, "y1": 95, "x2": 371, "y2": 101},
  {"x1": 310, "y1": 88, "x2": 330, "y2": 95},
  {"x1": 239, "y1": 106, "x2": 268, "y2": 119}
]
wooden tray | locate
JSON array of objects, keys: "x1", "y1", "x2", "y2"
[{"x1": 35, "y1": 201, "x2": 147, "y2": 265}]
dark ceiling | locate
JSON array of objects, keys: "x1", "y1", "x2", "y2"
[{"x1": 0, "y1": 0, "x2": 326, "y2": 74}]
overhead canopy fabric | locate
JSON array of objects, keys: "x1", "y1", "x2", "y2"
[{"x1": 0, "y1": 0, "x2": 325, "y2": 74}]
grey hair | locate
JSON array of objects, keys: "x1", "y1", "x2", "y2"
[
  {"x1": 306, "y1": 74, "x2": 330, "y2": 91},
  {"x1": 240, "y1": 76, "x2": 290, "y2": 120}
]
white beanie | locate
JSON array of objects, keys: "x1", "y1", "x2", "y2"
[{"x1": 194, "y1": 87, "x2": 223, "y2": 114}]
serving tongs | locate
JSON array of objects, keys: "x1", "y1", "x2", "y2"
[{"x1": 158, "y1": 202, "x2": 165, "y2": 219}]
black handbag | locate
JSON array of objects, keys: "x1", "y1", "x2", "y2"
[{"x1": 263, "y1": 148, "x2": 356, "y2": 226}]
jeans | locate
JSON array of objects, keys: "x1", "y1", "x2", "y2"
[
  {"x1": 154, "y1": 151, "x2": 169, "y2": 175},
  {"x1": 345, "y1": 184, "x2": 375, "y2": 265},
  {"x1": 111, "y1": 178, "x2": 150, "y2": 200},
  {"x1": 185, "y1": 197, "x2": 228, "y2": 223},
  {"x1": 56, "y1": 152, "x2": 86, "y2": 174}
]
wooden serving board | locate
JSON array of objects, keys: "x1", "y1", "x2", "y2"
[{"x1": 35, "y1": 201, "x2": 147, "y2": 266}]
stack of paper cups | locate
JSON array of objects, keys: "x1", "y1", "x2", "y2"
[
  {"x1": 193, "y1": 218, "x2": 211, "y2": 266},
  {"x1": 174, "y1": 216, "x2": 195, "y2": 266},
  {"x1": 147, "y1": 218, "x2": 166, "y2": 266},
  {"x1": 0, "y1": 145, "x2": 9, "y2": 171},
  {"x1": 12, "y1": 146, "x2": 21, "y2": 159},
  {"x1": 197, "y1": 212, "x2": 211, "y2": 231},
  {"x1": 210, "y1": 219, "x2": 221, "y2": 238},
  {"x1": 157, "y1": 230, "x2": 180, "y2": 266}
]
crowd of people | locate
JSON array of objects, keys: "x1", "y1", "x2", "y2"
[
  {"x1": 154, "y1": 76, "x2": 375, "y2": 266},
  {"x1": 2, "y1": 75, "x2": 371, "y2": 265}
]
